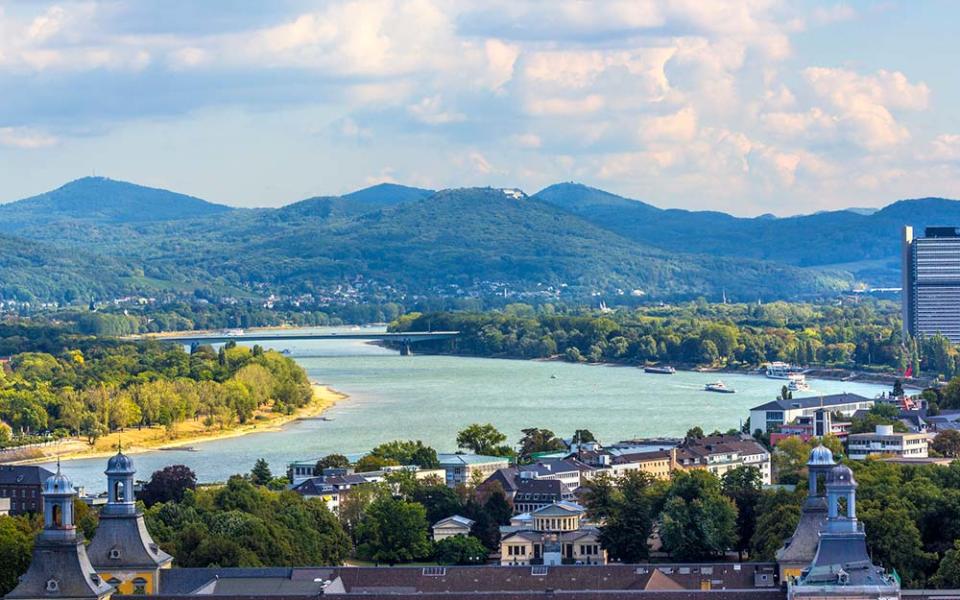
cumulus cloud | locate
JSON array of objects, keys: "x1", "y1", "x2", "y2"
[{"x1": 0, "y1": 127, "x2": 58, "y2": 149}]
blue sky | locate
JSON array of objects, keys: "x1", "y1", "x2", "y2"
[{"x1": 0, "y1": 0, "x2": 957, "y2": 215}]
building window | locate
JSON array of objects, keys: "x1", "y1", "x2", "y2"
[{"x1": 132, "y1": 578, "x2": 148, "y2": 595}]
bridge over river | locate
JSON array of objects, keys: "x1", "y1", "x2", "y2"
[{"x1": 144, "y1": 330, "x2": 459, "y2": 355}]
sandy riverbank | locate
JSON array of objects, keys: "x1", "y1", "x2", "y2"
[{"x1": 0, "y1": 383, "x2": 348, "y2": 465}]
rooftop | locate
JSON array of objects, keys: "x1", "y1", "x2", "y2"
[
  {"x1": 750, "y1": 393, "x2": 873, "y2": 412},
  {"x1": 437, "y1": 453, "x2": 511, "y2": 466}
]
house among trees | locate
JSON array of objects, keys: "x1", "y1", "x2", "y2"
[{"x1": 499, "y1": 501, "x2": 605, "y2": 566}]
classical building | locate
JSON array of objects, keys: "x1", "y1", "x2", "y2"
[
  {"x1": 499, "y1": 501, "x2": 605, "y2": 566},
  {"x1": 86, "y1": 449, "x2": 173, "y2": 595},
  {"x1": 431, "y1": 515, "x2": 475, "y2": 541},
  {"x1": 5, "y1": 464, "x2": 113, "y2": 600}
]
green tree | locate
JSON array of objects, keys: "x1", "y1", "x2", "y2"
[
  {"x1": 0, "y1": 515, "x2": 37, "y2": 595},
  {"x1": 355, "y1": 496, "x2": 432, "y2": 565},
  {"x1": 517, "y1": 428, "x2": 565, "y2": 462},
  {"x1": 932, "y1": 430, "x2": 960, "y2": 458},
  {"x1": 456, "y1": 423, "x2": 512, "y2": 456},
  {"x1": 600, "y1": 471, "x2": 656, "y2": 562},
  {"x1": 250, "y1": 458, "x2": 273, "y2": 486},
  {"x1": 314, "y1": 453, "x2": 351, "y2": 475},
  {"x1": 722, "y1": 466, "x2": 762, "y2": 560},
  {"x1": 369, "y1": 440, "x2": 440, "y2": 468},
  {"x1": 410, "y1": 485, "x2": 463, "y2": 525},
  {"x1": 659, "y1": 470, "x2": 737, "y2": 561},
  {"x1": 685, "y1": 426, "x2": 704, "y2": 441},
  {"x1": 750, "y1": 489, "x2": 802, "y2": 560},
  {"x1": 933, "y1": 539, "x2": 960, "y2": 588},
  {"x1": 433, "y1": 535, "x2": 488, "y2": 565}
]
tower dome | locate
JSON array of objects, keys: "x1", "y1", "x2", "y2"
[
  {"x1": 827, "y1": 464, "x2": 857, "y2": 487},
  {"x1": 43, "y1": 469, "x2": 74, "y2": 497},
  {"x1": 106, "y1": 450, "x2": 135, "y2": 475},
  {"x1": 807, "y1": 444, "x2": 835, "y2": 467}
]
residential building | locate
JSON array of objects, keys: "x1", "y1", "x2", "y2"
[
  {"x1": 770, "y1": 411, "x2": 851, "y2": 446},
  {"x1": 517, "y1": 458, "x2": 592, "y2": 489},
  {"x1": 287, "y1": 460, "x2": 319, "y2": 486},
  {"x1": 675, "y1": 435, "x2": 772, "y2": 485},
  {"x1": 847, "y1": 425, "x2": 929, "y2": 461},
  {"x1": 499, "y1": 501, "x2": 605, "y2": 566},
  {"x1": 437, "y1": 453, "x2": 510, "y2": 487},
  {"x1": 431, "y1": 515, "x2": 474, "y2": 541},
  {"x1": 512, "y1": 478, "x2": 574, "y2": 514},
  {"x1": 0, "y1": 465, "x2": 54, "y2": 515},
  {"x1": 608, "y1": 449, "x2": 676, "y2": 480},
  {"x1": 87, "y1": 449, "x2": 173, "y2": 595},
  {"x1": 750, "y1": 394, "x2": 874, "y2": 434},
  {"x1": 903, "y1": 225, "x2": 960, "y2": 342}
]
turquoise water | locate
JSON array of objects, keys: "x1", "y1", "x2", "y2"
[{"x1": 51, "y1": 329, "x2": 889, "y2": 490}]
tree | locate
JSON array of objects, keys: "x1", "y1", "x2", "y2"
[
  {"x1": 685, "y1": 426, "x2": 704, "y2": 441},
  {"x1": 411, "y1": 485, "x2": 463, "y2": 524},
  {"x1": 250, "y1": 458, "x2": 273, "y2": 486},
  {"x1": 0, "y1": 515, "x2": 37, "y2": 595},
  {"x1": 933, "y1": 539, "x2": 960, "y2": 588},
  {"x1": 434, "y1": 535, "x2": 488, "y2": 565},
  {"x1": 369, "y1": 440, "x2": 440, "y2": 468},
  {"x1": 354, "y1": 455, "x2": 400, "y2": 473},
  {"x1": 722, "y1": 466, "x2": 762, "y2": 559},
  {"x1": 140, "y1": 465, "x2": 197, "y2": 506},
  {"x1": 599, "y1": 471, "x2": 656, "y2": 563},
  {"x1": 517, "y1": 428, "x2": 565, "y2": 462},
  {"x1": 659, "y1": 470, "x2": 737, "y2": 561},
  {"x1": 456, "y1": 423, "x2": 512, "y2": 456},
  {"x1": 932, "y1": 430, "x2": 960, "y2": 458},
  {"x1": 355, "y1": 496, "x2": 432, "y2": 564},
  {"x1": 314, "y1": 453, "x2": 350, "y2": 475},
  {"x1": 750, "y1": 489, "x2": 802, "y2": 560},
  {"x1": 572, "y1": 429, "x2": 597, "y2": 445}
]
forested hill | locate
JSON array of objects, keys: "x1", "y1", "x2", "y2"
[
  {"x1": 0, "y1": 176, "x2": 954, "y2": 304},
  {"x1": 533, "y1": 183, "x2": 960, "y2": 279}
]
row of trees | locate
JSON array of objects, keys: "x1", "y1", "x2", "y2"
[
  {"x1": 391, "y1": 301, "x2": 960, "y2": 378},
  {"x1": 0, "y1": 325, "x2": 312, "y2": 442}
]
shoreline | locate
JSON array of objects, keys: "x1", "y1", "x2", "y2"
[{"x1": 0, "y1": 383, "x2": 348, "y2": 465}]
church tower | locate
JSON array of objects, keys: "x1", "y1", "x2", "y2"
[
  {"x1": 5, "y1": 464, "x2": 113, "y2": 600},
  {"x1": 87, "y1": 449, "x2": 172, "y2": 595},
  {"x1": 788, "y1": 464, "x2": 899, "y2": 599},
  {"x1": 776, "y1": 444, "x2": 834, "y2": 580}
]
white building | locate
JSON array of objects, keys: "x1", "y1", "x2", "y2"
[
  {"x1": 847, "y1": 424, "x2": 930, "y2": 461},
  {"x1": 750, "y1": 394, "x2": 874, "y2": 434}
]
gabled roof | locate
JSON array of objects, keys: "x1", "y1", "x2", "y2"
[
  {"x1": 532, "y1": 501, "x2": 584, "y2": 517},
  {"x1": 433, "y1": 515, "x2": 475, "y2": 529},
  {"x1": 644, "y1": 569, "x2": 684, "y2": 590}
]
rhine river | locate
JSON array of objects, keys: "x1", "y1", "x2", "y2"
[{"x1": 53, "y1": 328, "x2": 889, "y2": 490}]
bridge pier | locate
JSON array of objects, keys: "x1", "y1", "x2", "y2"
[{"x1": 399, "y1": 343, "x2": 412, "y2": 356}]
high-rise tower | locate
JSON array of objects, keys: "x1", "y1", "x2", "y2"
[{"x1": 902, "y1": 226, "x2": 960, "y2": 342}]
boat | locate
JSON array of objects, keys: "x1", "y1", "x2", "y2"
[
  {"x1": 550, "y1": 374, "x2": 558, "y2": 379},
  {"x1": 280, "y1": 349, "x2": 291, "y2": 355},
  {"x1": 787, "y1": 374, "x2": 810, "y2": 392},
  {"x1": 764, "y1": 362, "x2": 795, "y2": 379},
  {"x1": 644, "y1": 365, "x2": 676, "y2": 375},
  {"x1": 704, "y1": 381, "x2": 736, "y2": 394}
]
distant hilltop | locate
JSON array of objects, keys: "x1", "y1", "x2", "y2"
[{"x1": 0, "y1": 176, "x2": 957, "y2": 305}]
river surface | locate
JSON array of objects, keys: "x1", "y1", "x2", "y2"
[{"x1": 51, "y1": 327, "x2": 889, "y2": 490}]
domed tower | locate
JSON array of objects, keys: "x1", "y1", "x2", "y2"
[
  {"x1": 776, "y1": 445, "x2": 834, "y2": 581},
  {"x1": 788, "y1": 463, "x2": 899, "y2": 599},
  {"x1": 87, "y1": 449, "x2": 172, "y2": 595},
  {"x1": 5, "y1": 464, "x2": 113, "y2": 600}
]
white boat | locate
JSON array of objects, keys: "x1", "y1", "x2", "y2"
[
  {"x1": 223, "y1": 328, "x2": 245, "y2": 337},
  {"x1": 787, "y1": 374, "x2": 810, "y2": 392},
  {"x1": 765, "y1": 362, "x2": 797, "y2": 379},
  {"x1": 704, "y1": 381, "x2": 736, "y2": 394}
]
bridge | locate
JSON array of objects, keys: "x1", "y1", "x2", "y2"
[{"x1": 148, "y1": 331, "x2": 459, "y2": 355}]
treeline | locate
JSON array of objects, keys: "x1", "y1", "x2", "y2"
[
  {"x1": 0, "y1": 324, "x2": 312, "y2": 442},
  {"x1": 390, "y1": 301, "x2": 960, "y2": 377}
]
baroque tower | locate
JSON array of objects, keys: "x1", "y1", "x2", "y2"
[
  {"x1": 5, "y1": 464, "x2": 113, "y2": 600},
  {"x1": 86, "y1": 448, "x2": 172, "y2": 595}
]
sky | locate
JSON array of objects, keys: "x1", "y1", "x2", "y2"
[{"x1": 0, "y1": 0, "x2": 958, "y2": 215}]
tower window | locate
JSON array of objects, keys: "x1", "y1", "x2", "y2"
[
  {"x1": 115, "y1": 481, "x2": 125, "y2": 502},
  {"x1": 132, "y1": 577, "x2": 148, "y2": 595},
  {"x1": 52, "y1": 504, "x2": 62, "y2": 527}
]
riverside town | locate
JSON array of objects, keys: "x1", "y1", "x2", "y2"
[{"x1": 5, "y1": 2, "x2": 960, "y2": 599}]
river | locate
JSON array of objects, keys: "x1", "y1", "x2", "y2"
[{"x1": 49, "y1": 327, "x2": 889, "y2": 490}]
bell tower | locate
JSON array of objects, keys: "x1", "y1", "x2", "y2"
[
  {"x1": 87, "y1": 449, "x2": 173, "y2": 595},
  {"x1": 5, "y1": 463, "x2": 113, "y2": 600}
]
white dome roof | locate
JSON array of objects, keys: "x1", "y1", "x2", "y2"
[{"x1": 807, "y1": 444, "x2": 835, "y2": 466}]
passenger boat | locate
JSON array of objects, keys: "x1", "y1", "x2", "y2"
[
  {"x1": 765, "y1": 362, "x2": 795, "y2": 379},
  {"x1": 704, "y1": 381, "x2": 736, "y2": 394},
  {"x1": 644, "y1": 365, "x2": 676, "y2": 375},
  {"x1": 788, "y1": 374, "x2": 810, "y2": 392}
]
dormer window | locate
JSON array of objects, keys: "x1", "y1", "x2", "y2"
[
  {"x1": 109, "y1": 548, "x2": 121, "y2": 559},
  {"x1": 46, "y1": 579, "x2": 59, "y2": 592}
]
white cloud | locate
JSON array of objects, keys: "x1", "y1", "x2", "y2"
[
  {"x1": 811, "y1": 4, "x2": 856, "y2": 25},
  {"x1": 640, "y1": 107, "x2": 698, "y2": 142},
  {"x1": 0, "y1": 127, "x2": 59, "y2": 149},
  {"x1": 407, "y1": 95, "x2": 465, "y2": 125}
]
